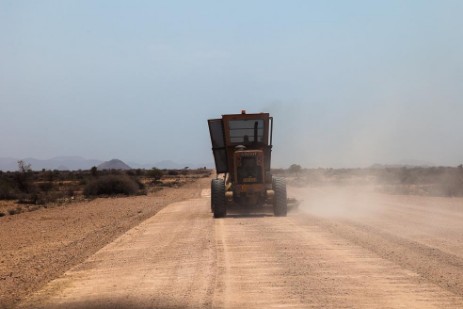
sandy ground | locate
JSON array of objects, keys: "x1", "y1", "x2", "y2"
[
  {"x1": 0, "y1": 178, "x2": 208, "y2": 309},
  {"x1": 9, "y1": 183, "x2": 463, "y2": 308}
]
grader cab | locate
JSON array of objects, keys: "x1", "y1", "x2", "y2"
[{"x1": 208, "y1": 111, "x2": 287, "y2": 218}]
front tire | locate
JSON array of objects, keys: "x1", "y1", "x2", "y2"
[
  {"x1": 273, "y1": 177, "x2": 287, "y2": 217},
  {"x1": 211, "y1": 179, "x2": 227, "y2": 218}
]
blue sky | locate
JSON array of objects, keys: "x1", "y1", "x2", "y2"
[{"x1": 1, "y1": 1, "x2": 462, "y2": 167}]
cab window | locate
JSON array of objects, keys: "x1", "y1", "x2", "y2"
[{"x1": 228, "y1": 119, "x2": 265, "y2": 144}]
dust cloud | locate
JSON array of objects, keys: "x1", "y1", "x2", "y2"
[
  {"x1": 261, "y1": 97, "x2": 463, "y2": 169},
  {"x1": 289, "y1": 184, "x2": 386, "y2": 220},
  {"x1": 284, "y1": 165, "x2": 463, "y2": 228},
  {"x1": 284, "y1": 166, "x2": 463, "y2": 259}
]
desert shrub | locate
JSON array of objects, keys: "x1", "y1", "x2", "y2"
[
  {"x1": 41, "y1": 191, "x2": 66, "y2": 204},
  {"x1": 38, "y1": 181, "x2": 54, "y2": 193},
  {"x1": 289, "y1": 164, "x2": 302, "y2": 174},
  {"x1": 83, "y1": 175, "x2": 139, "y2": 197},
  {"x1": 17, "y1": 192, "x2": 41, "y2": 205},
  {"x1": 200, "y1": 171, "x2": 212, "y2": 178},
  {"x1": 90, "y1": 166, "x2": 98, "y2": 177},
  {"x1": 44, "y1": 170, "x2": 56, "y2": 182},
  {"x1": 0, "y1": 212, "x2": 5, "y2": 217},
  {"x1": 13, "y1": 160, "x2": 34, "y2": 193},
  {"x1": 136, "y1": 179, "x2": 145, "y2": 189},
  {"x1": 147, "y1": 168, "x2": 163, "y2": 181},
  {"x1": 194, "y1": 168, "x2": 209, "y2": 176},
  {"x1": 0, "y1": 179, "x2": 17, "y2": 200},
  {"x1": 167, "y1": 170, "x2": 179, "y2": 176},
  {"x1": 135, "y1": 169, "x2": 144, "y2": 176},
  {"x1": 8, "y1": 207, "x2": 22, "y2": 215},
  {"x1": 126, "y1": 170, "x2": 135, "y2": 176},
  {"x1": 14, "y1": 171, "x2": 31, "y2": 193},
  {"x1": 66, "y1": 187, "x2": 75, "y2": 197}
]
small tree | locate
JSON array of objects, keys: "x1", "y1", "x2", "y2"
[
  {"x1": 15, "y1": 160, "x2": 33, "y2": 193},
  {"x1": 289, "y1": 164, "x2": 302, "y2": 175},
  {"x1": 18, "y1": 160, "x2": 32, "y2": 173},
  {"x1": 147, "y1": 167, "x2": 163, "y2": 182},
  {"x1": 90, "y1": 166, "x2": 98, "y2": 177}
]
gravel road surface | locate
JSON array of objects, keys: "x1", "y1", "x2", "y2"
[{"x1": 16, "y1": 186, "x2": 463, "y2": 308}]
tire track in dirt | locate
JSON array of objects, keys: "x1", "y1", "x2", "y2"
[
  {"x1": 17, "y1": 196, "x2": 217, "y2": 309},
  {"x1": 293, "y1": 214, "x2": 463, "y2": 298},
  {"x1": 211, "y1": 209, "x2": 463, "y2": 308},
  {"x1": 1, "y1": 179, "x2": 209, "y2": 309}
]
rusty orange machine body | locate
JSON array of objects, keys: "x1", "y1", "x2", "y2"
[{"x1": 208, "y1": 111, "x2": 286, "y2": 218}]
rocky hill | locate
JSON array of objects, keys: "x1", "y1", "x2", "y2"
[{"x1": 97, "y1": 159, "x2": 131, "y2": 170}]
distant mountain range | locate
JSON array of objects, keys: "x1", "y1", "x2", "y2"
[{"x1": 0, "y1": 156, "x2": 210, "y2": 171}]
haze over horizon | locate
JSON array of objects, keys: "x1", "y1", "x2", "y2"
[{"x1": 1, "y1": 1, "x2": 462, "y2": 168}]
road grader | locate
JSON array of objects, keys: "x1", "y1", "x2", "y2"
[{"x1": 208, "y1": 110, "x2": 287, "y2": 218}]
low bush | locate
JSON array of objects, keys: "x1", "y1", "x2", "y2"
[
  {"x1": 147, "y1": 168, "x2": 163, "y2": 181},
  {"x1": 83, "y1": 175, "x2": 140, "y2": 197},
  {"x1": 8, "y1": 207, "x2": 22, "y2": 215},
  {"x1": 38, "y1": 181, "x2": 54, "y2": 193},
  {"x1": 167, "y1": 170, "x2": 179, "y2": 176},
  {"x1": 0, "y1": 180, "x2": 17, "y2": 200}
]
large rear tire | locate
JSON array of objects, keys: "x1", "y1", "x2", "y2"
[
  {"x1": 210, "y1": 180, "x2": 215, "y2": 213},
  {"x1": 273, "y1": 177, "x2": 287, "y2": 217},
  {"x1": 211, "y1": 179, "x2": 227, "y2": 218}
]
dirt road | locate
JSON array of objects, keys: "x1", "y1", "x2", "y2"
[{"x1": 16, "y1": 185, "x2": 463, "y2": 308}]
